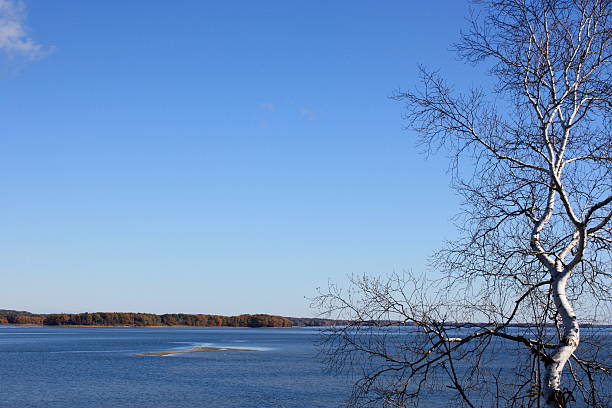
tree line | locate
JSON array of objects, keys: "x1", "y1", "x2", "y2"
[
  {"x1": 0, "y1": 310, "x2": 343, "y2": 327},
  {"x1": 0, "y1": 310, "x2": 45, "y2": 325},
  {"x1": 43, "y1": 312, "x2": 295, "y2": 327}
]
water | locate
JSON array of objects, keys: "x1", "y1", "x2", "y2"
[
  {"x1": 0, "y1": 326, "x2": 352, "y2": 408},
  {"x1": 1, "y1": 326, "x2": 610, "y2": 407}
]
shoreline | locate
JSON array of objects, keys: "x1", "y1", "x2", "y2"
[
  {"x1": 135, "y1": 346, "x2": 258, "y2": 357},
  {"x1": 1, "y1": 324, "x2": 299, "y2": 329}
]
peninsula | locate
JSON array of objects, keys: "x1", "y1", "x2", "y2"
[{"x1": 0, "y1": 309, "x2": 345, "y2": 328}]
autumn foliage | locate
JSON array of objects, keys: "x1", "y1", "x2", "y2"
[{"x1": 0, "y1": 310, "x2": 297, "y2": 328}]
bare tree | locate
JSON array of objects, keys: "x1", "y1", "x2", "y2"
[{"x1": 315, "y1": 1, "x2": 611, "y2": 407}]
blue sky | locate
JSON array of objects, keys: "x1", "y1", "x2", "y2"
[{"x1": 1, "y1": 1, "x2": 480, "y2": 316}]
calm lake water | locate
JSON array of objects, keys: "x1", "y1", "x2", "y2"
[
  {"x1": 1, "y1": 326, "x2": 610, "y2": 407},
  {"x1": 0, "y1": 326, "x2": 352, "y2": 408}
]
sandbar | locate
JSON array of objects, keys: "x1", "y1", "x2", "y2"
[{"x1": 135, "y1": 346, "x2": 257, "y2": 357}]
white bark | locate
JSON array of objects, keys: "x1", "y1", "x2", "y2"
[{"x1": 542, "y1": 270, "x2": 580, "y2": 407}]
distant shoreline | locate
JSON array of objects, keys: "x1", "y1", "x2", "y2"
[
  {"x1": 3, "y1": 322, "x2": 611, "y2": 329},
  {"x1": 0, "y1": 310, "x2": 345, "y2": 328},
  {"x1": 0, "y1": 324, "x2": 298, "y2": 329},
  {"x1": 2, "y1": 310, "x2": 609, "y2": 329}
]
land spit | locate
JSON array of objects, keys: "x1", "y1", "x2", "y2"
[{"x1": 135, "y1": 346, "x2": 257, "y2": 357}]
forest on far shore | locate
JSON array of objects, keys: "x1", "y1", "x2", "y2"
[{"x1": 0, "y1": 309, "x2": 345, "y2": 328}]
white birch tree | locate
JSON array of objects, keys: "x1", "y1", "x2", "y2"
[{"x1": 315, "y1": 1, "x2": 611, "y2": 407}]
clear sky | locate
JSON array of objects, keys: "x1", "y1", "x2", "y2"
[{"x1": 1, "y1": 1, "x2": 481, "y2": 316}]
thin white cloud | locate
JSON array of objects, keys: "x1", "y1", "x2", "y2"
[
  {"x1": 261, "y1": 102, "x2": 276, "y2": 111},
  {"x1": 0, "y1": 0, "x2": 43, "y2": 59},
  {"x1": 298, "y1": 107, "x2": 317, "y2": 120}
]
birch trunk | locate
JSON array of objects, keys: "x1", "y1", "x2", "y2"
[{"x1": 542, "y1": 271, "x2": 580, "y2": 407}]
